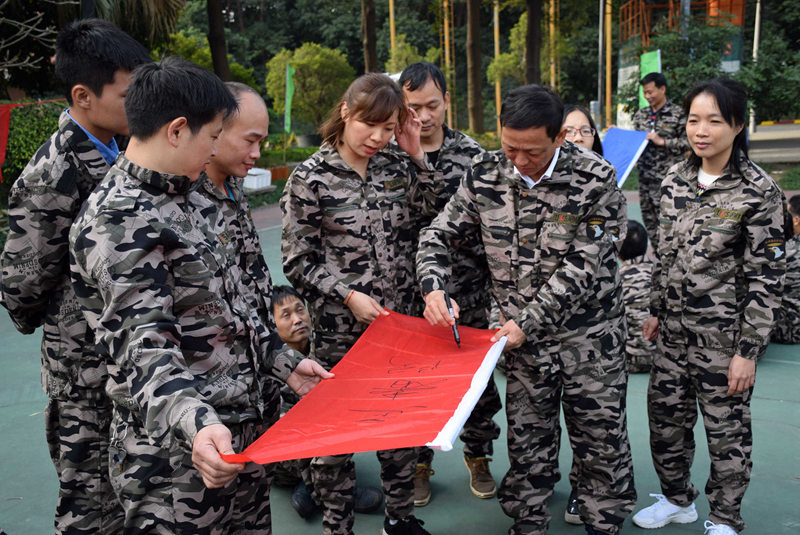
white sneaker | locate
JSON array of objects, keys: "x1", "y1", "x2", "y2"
[
  {"x1": 704, "y1": 520, "x2": 738, "y2": 535},
  {"x1": 632, "y1": 493, "x2": 698, "y2": 529}
]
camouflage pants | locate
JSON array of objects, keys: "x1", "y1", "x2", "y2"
[
  {"x1": 311, "y1": 328, "x2": 420, "y2": 535},
  {"x1": 498, "y1": 344, "x2": 635, "y2": 535},
  {"x1": 638, "y1": 174, "x2": 663, "y2": 247},
  {"x1": 419, "y1": 304, "x2": 501, "y2": 465},
  {"x1": 108, "y1": 408, "x2": 276, "y2": 534},
  {"x1": 45, "y1": 396, "x2": 123, "y2": 534},
  {"x1": 648, "y1": 332, "x2": 753, "y2": 532}
]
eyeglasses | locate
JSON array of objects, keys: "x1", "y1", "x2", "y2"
[{"x1": 565, "y1": 127, "x2": 596, "y2": 138}]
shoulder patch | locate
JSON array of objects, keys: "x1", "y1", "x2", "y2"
[
  {"x1": 587, "y1": 215, "x2": 606, "y2": 240},
  {"x1": 764, "y1": 238, "x2": 785, "y2": 261}
]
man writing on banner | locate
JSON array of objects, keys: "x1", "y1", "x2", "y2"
[
  {"x1": 633, "y1": 72, "x2": 689, "y2": 245},
  {"x1": 416, "y1": 85, "x2": 635, "y2": 535}
]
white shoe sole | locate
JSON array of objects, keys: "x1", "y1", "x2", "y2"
[{"x1": 632, "y1": 509, "x2": 699, "y2": 529}]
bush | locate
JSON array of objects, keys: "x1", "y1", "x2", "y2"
[{"x1": 257, "y1": 147, "x2": 318, "y2": 168}]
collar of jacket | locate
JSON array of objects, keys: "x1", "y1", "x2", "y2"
[
  {"x1": 673, "y1": 155, "x2": 748, "y2": 193},
  {"x1": 498, "y1": 144, "x2": 575, "y2": 188},
  {"x1": 318, "y1": 141, "x2": 393, "y2": 176},
  {"x1": 114, "y1": 154, "x2": 196, "y2": 195},
  {"x1": 57, "y1": 110, "x2": 109, "y2": 176},
  {"x1": 198, "y1": 172, "x2": 244, "y2": 202}
]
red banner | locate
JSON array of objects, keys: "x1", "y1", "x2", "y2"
[{"x1": 222, "y1": 311, "x2": 504, "y2": 465}]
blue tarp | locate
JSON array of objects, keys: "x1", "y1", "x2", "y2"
[{"x1": 602, "y1": 128, "x2": 649, "y2": 187}]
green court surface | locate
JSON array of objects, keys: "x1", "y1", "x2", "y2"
[{"x1": 1, "y1": 204, "x2": 798, "y2": 534}]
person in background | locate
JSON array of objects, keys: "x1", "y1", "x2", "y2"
[
  {"x1": 281, "y1": 73, "x2": 434, "y2": 535},
  {"x1": 562, "y1": 104, "x2": 603, "y2": 156},
  {"x1": 633, "y1": 72, "x2": 690, "y2": 246},
  {"x1": 634, "y1": 78, "x2": 785, "y2": 535},
  {"x1": 270, "y1": 285, "x2": 383, "y2": 519},
  {"x1": 771, "y1": 194, "x2": 800, "y2": 344},
  {"x1": 0, "y1": 19, "x2": 150, "y2": 533},
  {"x1": 398, "y1": 61, "x2": 501, "y2": 509}
]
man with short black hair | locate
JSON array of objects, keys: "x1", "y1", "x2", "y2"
[
  {"x1": 633, "y1": 72, "x2": 689, "y2": 245},
  {"x1": 0, "y1": 19, "x2": 150, "y2": 533},
  {"x1": 417, "y1": 85, "x2": 635, "y2": 535},
  {"x1": 398, "y1": 61, "x2": 501, "y2": 508},
  {"x1": 70, "y1": 57, "x2": 331, "y2": 533}
]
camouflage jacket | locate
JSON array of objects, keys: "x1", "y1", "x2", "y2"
[
  {"x1": 1, "y1": 111, "x2": 109, "y2": 400},
  {"x1": 281, "y1": 142, "x2": 427, "y2": 338},
  {"x1": 633, "y1": 99, "x2": 689, "y2": 182},
  {"x1": 650, "y1": 158, "x2": 786, "y2": 360},
  {"x1": 404, "y1": 126, "x2": 491, "y2": 320},
  {"x1": 620, "y1": 256, "x2": 657, "y2": 359},
  {"x1": 70, "y1": 157, "x2": 298, "y2": 451},
  {"x1": 198, "y1": 176, "x2": 303, "y2": 384},
  {"x1": 417, "y1": 142, "x2": 627, "y2": 371},
  {"x1": 772, "y1": 236, "x2": 800, "y2": 344}
]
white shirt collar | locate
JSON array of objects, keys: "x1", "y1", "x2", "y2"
[{"x1": 514, "y1": 147, "x2": 561, "y2": 189}]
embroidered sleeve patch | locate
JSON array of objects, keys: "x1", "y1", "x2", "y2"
[
  {"x1": 764, "y1": 238, "x2": 785, "y2": 261},
  {"x1": 586, "y1": 216, "x2": 606, "y2": 239}
]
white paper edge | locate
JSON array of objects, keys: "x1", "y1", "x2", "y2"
[
  {"x1": 425, "y1": 336, "x2": 507, "y2": 451},
  {"x1": 616, "y1": 134, "x2": 650, "y2": 188}
]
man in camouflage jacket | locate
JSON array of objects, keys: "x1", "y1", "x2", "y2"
[
  {"x1": 633, "y1": 73, "x2": 690, "y2": 246},
  {"x1": 0, "y1": 19, "x2": 150, "y2": 533},
  {"x1": 399, "y1": 61, "x2": 501, "y2": 504},
  {"x1": 70, "y1": 58, "x2": 329, "y2": 533},
  {"x1": 644, "y1": 156, "x2": 785, "y2": 532},
  {"x1": 416, "y1": 85, "x2": 635, "y2": 535}
]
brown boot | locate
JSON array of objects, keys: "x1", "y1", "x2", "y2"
[
  {"x1": 413, "y1": 463, "x2": 434, "y2": 506},
  {"x1": 463, "y1": 455, "x2": 496, "y2": 498}
]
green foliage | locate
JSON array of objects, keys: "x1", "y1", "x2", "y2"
[
  {"x1": 487, "y1": 12, "x2": 526, "y2": 85},
  {"x1": 1, "y1": 102, "x2": 63, "y2": 207},
  {"x1": 256, "y1": 147, "x2": 319, "y2": 168},
  {"x1": 617, "y1": 19, "x2": 740, "y2": 114},
  {"x1": 461, "y1": 129, "x2": 501, "y2": 151},
  {"x1": 265, "y1": 43, "x2": 355, "y2": 130},
  {"x1": 155, "y1": 31, "x2": 257, "y2": 89},
  {"x1": 385, "y1": 34, "x2": 423, "y2": 74},
  {"x1": 737, "y1": 33, "x2": 800, "y2": 122},
  {"x1": 775, "y1": 166, "x2": 800, "y2": 191}
]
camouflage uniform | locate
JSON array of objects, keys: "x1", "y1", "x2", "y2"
[
  {"x1": 417, "y1": 142, "x2": 635, "y2": 535},
  {"x1": 772, "y1": 236, "x2": 800, "y2": 344},
  {"x1": 648, "y1": 158, "x2": 785, "y2": 532},
  {"x1": 281, "y1": 143, "x2": 429, "y2": 535},
  {"x1": 70, "y1": 156, "x2": 300, "y2": 533},
  {"x1": 633, "y1": 100, "x2": 689, "y2": 245},
  {"x1": 399, "y1": 126, "x2": 502, "y2": 466},
  {"x1": 620, "y1": 256, "x2": 657, "y2": 372},
  {"x1": 0, "y1": 111, "x2": 123, "y2": 533}
]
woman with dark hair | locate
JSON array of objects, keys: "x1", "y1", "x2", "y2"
[
  {"x1": 281, "y1": 73, "x2": 433, "y2": 535},
  {"x1": 633, "y1": 78, "x2": 785, "y2": 535},
  {"x1": 562, "y1": 104, "x2": 603, "y2": 155}
]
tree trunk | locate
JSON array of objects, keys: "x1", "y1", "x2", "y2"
[
  {"x1": 361, "y1": 0, "x2": 378, "y2": 73},
  {"x1": 236, "y1": 0, "x2": 244, "y2": 32},
  {"x1": 207, "y1": 0, "x2": 233, "y2": 81},
  {"x1": 466, "y1": 0, "x2": 483, "y2": 132},
  {"x1": 526, "y1": 0, "x2": 543, "y2": 84}
]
